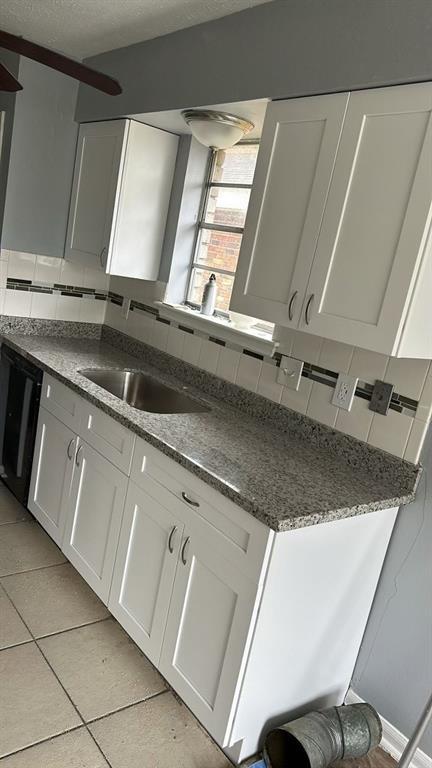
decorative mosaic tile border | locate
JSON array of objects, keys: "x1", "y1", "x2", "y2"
[
  {"x1": 6, "y1": 278, "x2": 123, "y2": 307},
  {"x1": 125, "y1": 297, "x2": 420, "y2": 418},
  {"x1": 11, "y1": 276, "x2": 418, "y2": 418}
]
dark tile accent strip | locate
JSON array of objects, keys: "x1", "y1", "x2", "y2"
[
  {"x1": 243, "y1": 349, "x2": 264, "y2": 360},
  {"x1": 130, "y1": 299, "x2": 158, "y2": 316},
  {"x1": 6, "y1": 277, "x2": 32, "y2": 285}
]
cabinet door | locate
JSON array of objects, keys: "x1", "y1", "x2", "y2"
[
  {"x1": 62, "y1": 439, "x2": 127, "y2": 603},
  {"x1": 159, "y1": 517, "x2": 258, "y2": 746},
  {"x1": 302, "y1": 82, "x2": 432, "y2": 355},
  {"x1": 28, "y1": 407, "x2": 75, "y2": 546},
  {"x1": 230, "y1": 93, "x2": 349, "y2": 326},
  {"x1": 109, "y1": 479, "x2": 184, "y2": 666},
  {"x1": 64, "y1": 120, "x2": 128, "y2": 269}
]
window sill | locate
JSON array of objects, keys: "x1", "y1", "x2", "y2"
[{"x1": 155, "y1": 302, "x2": 277, "y2": 357}]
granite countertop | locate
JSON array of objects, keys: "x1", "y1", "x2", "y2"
[{"x1": 0, "y1": 333, "x2": 419, "y2": 532}]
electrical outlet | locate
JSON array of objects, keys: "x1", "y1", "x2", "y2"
[
  {"x1": 332, "y1": 373, "x2": 358, "y2": 411},
  {"x1": 121, "y1": 298, "x2": 131, "y2": 319},
  {"x1": 277, "y1": 356, "x2": 303, "y2": 390}
]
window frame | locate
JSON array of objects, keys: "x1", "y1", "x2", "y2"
[{"x1": 185, "y1": 140, "x2": 260, "y2": 312}]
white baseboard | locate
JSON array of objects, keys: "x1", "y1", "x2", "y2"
[{"x1": 345, "y1": 689, "x2": 432, "y2": 768}]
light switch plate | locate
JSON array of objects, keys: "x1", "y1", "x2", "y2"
[
  {"x1": 332, "y1": 373, "x2": 358, "y2": 411},
  {"x1": 369, "y1": 380, "x2": 394, "y2": 415},
  {"x1": 277, "y1": 356, "x2": 303, "y2": 390}
]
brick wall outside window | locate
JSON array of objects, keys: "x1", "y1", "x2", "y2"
[{"x1": 188, "y1": 144, "x2": 259, "y2": 312}]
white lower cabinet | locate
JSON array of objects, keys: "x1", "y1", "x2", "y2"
[
  {"x1": 108, "y1": 478, "x2": 185, "y2": 666},
  {"x1": 28, "y1": 406, "x2": 76, "y2": 545},
  {"x1": 29, "y1": 375, "x2": 400, "y2": 764},
  {"x1": 62, "y1": 439, "x2": 127, "y2": 603},
  {"x1": 159, "y1": 514, "x2": 259, "y2": 746}
]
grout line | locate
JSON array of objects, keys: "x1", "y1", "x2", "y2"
[
  {"x1": 34, "y1": 615, "x2": 111, "y2": 642},
  {"x1": 0, "y1": 558, "x2": 68, "y2": 579},
  {"x1": 84, "y1": 688, "x2": 169, "y2": 726},
  {"x1": 0, "y1": 723, "x2": 86, "y2": 761},
  {"x1": 83, "y1": 725, "x2": 114, "y2": 768}
]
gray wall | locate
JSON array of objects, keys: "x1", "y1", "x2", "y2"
[
  {"x1": 353, "y1": 426, "x2": 432, "y2": 756},
  {"x1": 0, "y1": 50, "x2": 19, "y2": 244},
  {"x1": 2, "y1": 57, "x2": 78, "y2": 258},
  {"x1": 76, "y1": 0, "x2": 432, "y2": 122}
]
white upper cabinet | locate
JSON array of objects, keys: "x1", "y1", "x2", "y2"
[
  {"x1": 232, "y1": 82, "x2": 432, "y2": 357},
  {"x1": 230, "y1": 93, "x2": 349, "y2": 327},
  {"x1": 303, "y1": 83, "x2": 432, "y2": 356},
  {"x1": 64, "y1": 119, "x2": 178, "y2": 279}
]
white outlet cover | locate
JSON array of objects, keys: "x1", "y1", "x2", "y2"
[
  {"x1": 277, "y1": 356, "x2": 304, "y2": 390},
  {"x1": 332, "y1": 373, "x2": 358, "y2": 411}
]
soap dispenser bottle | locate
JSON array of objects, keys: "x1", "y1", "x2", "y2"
[{"x1": 200, "y1": 273, "x2": 217, "y2": 316}]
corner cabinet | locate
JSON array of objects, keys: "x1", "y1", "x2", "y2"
[
  {"x1": 64, "y1": 119, "x2": 178, "y2": 279},
  {"x1": 231, "y1": 82, "x2": 432, "y2": 358}
]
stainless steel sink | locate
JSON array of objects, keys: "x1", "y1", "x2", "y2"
[{"x1": 80, "y1": 369, "x2": 209, "y2": 414}]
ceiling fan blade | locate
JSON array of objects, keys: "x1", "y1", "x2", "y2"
[
  {"x1": 0, "y1": 29, "x2": 122, "y2": 95},
  {"x1": 0, "y1": 61, "x2": 22, "y2": 92}
]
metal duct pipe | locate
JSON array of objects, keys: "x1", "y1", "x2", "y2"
[{"x1": 263, "y1": 703, "x2": 382, "y2": 768}]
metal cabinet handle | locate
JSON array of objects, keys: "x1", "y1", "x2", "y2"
[
  {"x1": 305, "y1": 294, "x2": 314, "y2": 325},
  {"x1": 67, "y1": 438, "x2": 75, "y2": 460},
  {"x1": 181, "y1": 491, "x2": 199, "y2": 508},
  {"x1": 181, "y1": 536, "x2": 190, "y2": 565},
  {"x1": 168, "y1": 526, "x2": 177, "y2": 554},
  {"x1": 75, "y1": 444, "x2": 83, "y2": 467},
  {"x1": 99, "y1": 246, "x2": 107, "y2": 269},
  {"x1": 288, "y1": 290, "x2": 298, "y2": 321}
]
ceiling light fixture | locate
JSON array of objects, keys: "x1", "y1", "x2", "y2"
[{"x1": 181, "y1": 109, "x2": 254, "y2": 150}]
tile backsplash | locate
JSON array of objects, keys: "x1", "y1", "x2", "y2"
[
  {"x1": 1, "y1": 249, "x2": 431, "y2": 465},
  {"x1": 0, "y1": 249, "x2": 110, "y2": 324},
  {"x1": 104, "y1": 296, "x2": 432, "y2": 465}
]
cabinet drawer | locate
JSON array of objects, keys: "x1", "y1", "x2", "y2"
[
  {"x1": 79, "y1": 403, "x2": 135, "y2": 474},
  {"x1": 131, "y1": 437, "x2": 271, "y2": 582},
  {"x1": 41, "y1": 374, "x2": 83, "y2": 432}
]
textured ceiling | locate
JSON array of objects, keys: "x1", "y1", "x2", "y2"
[{"x1": 0, "y1": 0, "x2": 274, "y2": 59}]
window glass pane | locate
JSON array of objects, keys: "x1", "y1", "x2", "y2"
[
  {"x1": 204, "y1": 186, "x2": 250, "y2": 228},
  {"x1": 188, "y1": 268, "x2": 234, "y2": 313},
  {"x1": 195, "y1": 228, "x2": 242, "y2": 272},
  {"x1": 211, "y1": 144, "x2": 259, "y2": 185}
]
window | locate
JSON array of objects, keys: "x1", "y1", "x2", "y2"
[{"x1": 187, "y1": 143, "x2": 259, "y2": 313}]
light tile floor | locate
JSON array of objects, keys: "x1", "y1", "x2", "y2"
[
  {"x1": 0, "y1": 485, "x2": 231, "y2": 767},
  {"x1": 0, "y1": 483, "x2": 396, "y2": 768}
]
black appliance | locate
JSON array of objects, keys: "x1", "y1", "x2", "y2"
[{"x1": 0, "y1": 345, "x2": 42, "y2": 505}]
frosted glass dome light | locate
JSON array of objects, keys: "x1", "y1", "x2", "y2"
[{"x1": 181, "y1": 109, "x2": 254, "y2": 149}]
